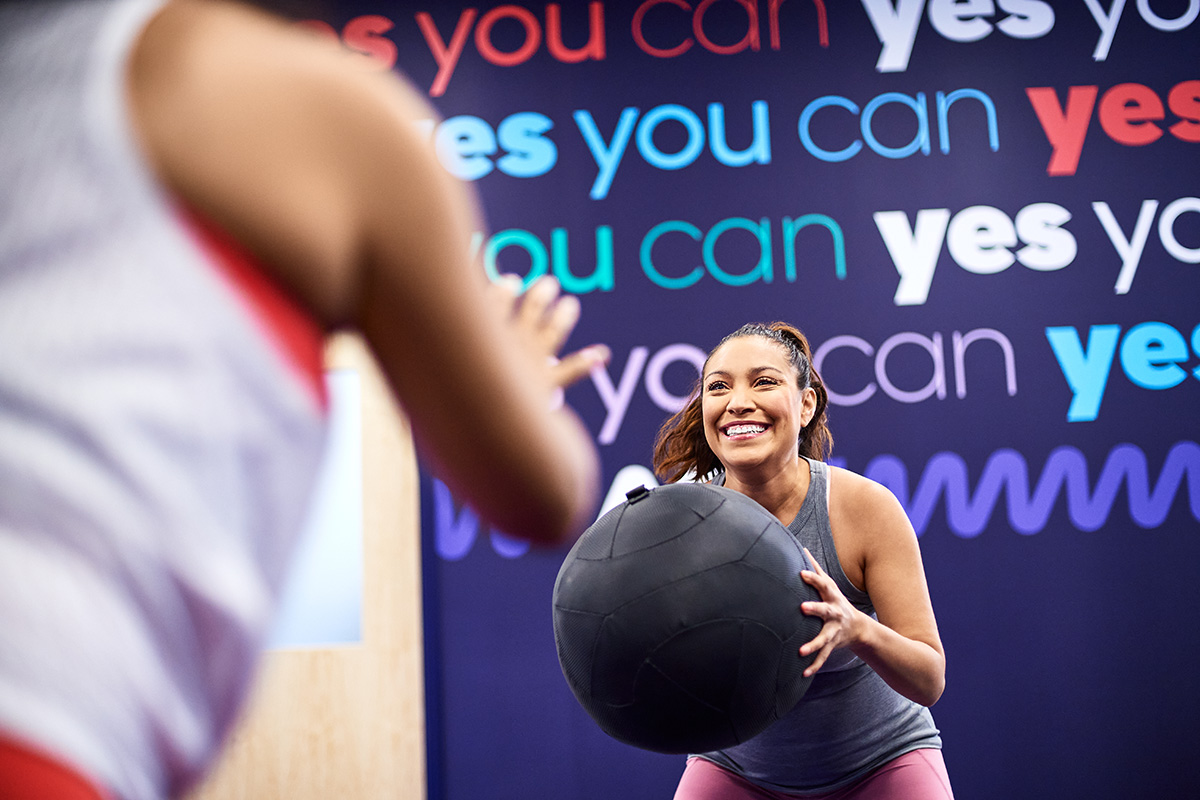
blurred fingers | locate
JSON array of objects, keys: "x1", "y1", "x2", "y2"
[
  {"x1": 489, "y1": 273, "x2": 523, "y2": 315},
  {"x1": 516, "y1": 275, "x2": 559, "y2": 331},
  {"x1": 552, "y1": 345, "x2": 611, "y2": 389},
  {"x1": 502, "y1": 275, "x2": 587, "y2": 357},
  {"x1": 543, "y1": 291, "x2": 581, "y2": 354}
]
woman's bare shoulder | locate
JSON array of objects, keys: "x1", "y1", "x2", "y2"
[{"x1": 827, "y1": 464, "x2": 909, "y2": 528}]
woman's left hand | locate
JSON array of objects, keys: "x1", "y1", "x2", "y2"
[
  {"x1": 798, "y1": 547, "x2": 866, "y2": 677},
  {"x1": 488, "y1": 274, "x2": 610, "y2": 392}
]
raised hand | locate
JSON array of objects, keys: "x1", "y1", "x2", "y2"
[{"x1": 490, "y1": 274, "x2": 610, "y2": 391}]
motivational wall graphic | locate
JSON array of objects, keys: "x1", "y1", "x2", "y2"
[{"x1": 306, "y1": 2, "x2": 1198, "y2": 797}]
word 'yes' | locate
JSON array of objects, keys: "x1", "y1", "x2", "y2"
[
  {"x1": 863, "y1": 0, "x2": 1198, "y2": 72},
  {"x1": 1027, "y1": 79, "x2": 1200, "y2": 176},
  {"x1": 876, "y1": 202, "x2": 1075, "y2": 306},
  {"x1": 864, "y1": 0, "x2": 1054, "y2": 72},
  {"x1": 418, "y1": 112, "x2": 557, "y2": 180},
  {"x1": 1046, "y1": 321, "x2": 1200, "y2": 422}
]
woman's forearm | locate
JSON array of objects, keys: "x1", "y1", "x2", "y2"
[{"x1": 850, "y1": 612, "x2": 945, "y2": 707}]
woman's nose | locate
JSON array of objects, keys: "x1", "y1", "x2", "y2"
[{"x1": 726, "y1": 385, "x2": 754, "y2": 412}]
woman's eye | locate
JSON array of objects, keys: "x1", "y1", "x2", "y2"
[
  {"x1": 755, "y1": 377, "x2": 778, "y2": 387},
  {"x1": 706, "y1": 381, "x2": 727, "y2": 392}
]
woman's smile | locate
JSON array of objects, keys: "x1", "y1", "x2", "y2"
[{"x1": 721, "y1": 421, "x2": 771, "y2": 440}]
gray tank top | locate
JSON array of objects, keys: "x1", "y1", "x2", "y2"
[{"x1": 704, "y1": 459, "x2": 941, "y2": 794}]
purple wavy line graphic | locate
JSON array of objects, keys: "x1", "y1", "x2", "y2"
[
  {"x1": 432, "y1": 478, "x2": 530, "y2": 560},
  {"x1": 865, "y1": 441, "x2": 1200, "y2": 538},
  {"x1": 433, "y1": 442, "x2": 1200, "y2": 556}
]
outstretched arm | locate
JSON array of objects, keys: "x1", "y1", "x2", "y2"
[{"x1": 128, "y1": 0, "x2": 605, "y2": 542}]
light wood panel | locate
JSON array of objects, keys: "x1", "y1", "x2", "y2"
[{"x1": 189, "y1": 333, "x2": 426, "y2": 799}]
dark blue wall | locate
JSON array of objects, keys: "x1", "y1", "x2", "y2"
[{"x1": 311, "y1": 2, "x2": 1199, "y2": 797}]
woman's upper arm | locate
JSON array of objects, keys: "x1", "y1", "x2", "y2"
[
  {"x1": 837, "y1": 470, "x2": 945, "y2": 657},
  {"x1": 128, "y1": 1, "x2": 599, "y2": 542}
]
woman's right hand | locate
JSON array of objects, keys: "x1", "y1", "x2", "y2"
[{"x1": 798, "y1": 546, "x2": 868, "y2": 677}]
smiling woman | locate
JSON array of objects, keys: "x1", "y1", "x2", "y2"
[
  {"x1": 701, "y1": 331, "x2": 819, "y2": 492},
  {"x1": 655, "y1": 322, "x2": 832, "y2": 486},
  {"x1": 652, "y1": 321, "x2": 953, "y2": 800}
]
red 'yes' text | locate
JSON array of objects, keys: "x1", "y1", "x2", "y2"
[{"x1": 1027, "y1": 79, "x2": 1200, "y2": 176}]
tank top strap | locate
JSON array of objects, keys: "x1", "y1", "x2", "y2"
[{"x1": 789, "y1": 459, "x2": 872, "y2": 614}]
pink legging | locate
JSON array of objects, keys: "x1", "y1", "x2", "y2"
[{"x1": 674, "y1": 749, "x2": 953, "y2": 800}]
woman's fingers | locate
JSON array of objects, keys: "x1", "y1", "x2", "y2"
[
  {"x1": 553, "y1": 345, "x2": 611, "y2": 389},
  {"x1": 516, "y1": 275, "x2": 573, "y2": 352},
  {"x1": 488, "y1": 273, "x2": 522, "y2": 317},
  {"x1": 797, "y1": 549, "x2": 859, "y2": 677},
  {"x1": 801, "y1": 567, "x2": 837, "y2": 603},
  {"x1": 498, "y1": 275, "x2": 577, "y2": 354},
  {"x1": 798, "y1": 612, "x2": 827, "y2": 656},
  {"x1": 803, "y1": 644, "x2": 832, "y2": 677},
  {"x1": 514, "y1": 273, "x2": 553, "y2": 326},
  {"x1": 798, "y1": 611, "x2": 835, "y2": 675},
  {"x1": 544, "y1": 290, "x2": 581, "y2": 354},
  {"x1": 493, "y1": 274, "x2": 609, "y2": 389}
]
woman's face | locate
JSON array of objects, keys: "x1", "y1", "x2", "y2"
[{"x1": 701, "y1": 335, "x2": 816, "y2": 477}]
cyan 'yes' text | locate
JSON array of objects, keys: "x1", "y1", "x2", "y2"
[{"x1": 1047, "y1": 321, "x2": 1200, "y2": 422}]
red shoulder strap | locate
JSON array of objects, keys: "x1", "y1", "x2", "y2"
[
  {"x1": 0, "y1": 735, "x2": 110, "y2": 800},
  {"x1": 179, "y1": 207, "x2": 328, "y2": 411}
]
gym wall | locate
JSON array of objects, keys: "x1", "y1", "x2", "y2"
[{"x1": 198, "y1": 3, "x2": 1200, "y2": 799}]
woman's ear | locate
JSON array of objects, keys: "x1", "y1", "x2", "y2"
[{"x1": 800, "y1": 385, "x2": 818, "y2": 427}]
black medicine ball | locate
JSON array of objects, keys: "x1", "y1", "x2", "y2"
[{"x1": 552, "y1": 482, "x2": 822, "y2": 754}]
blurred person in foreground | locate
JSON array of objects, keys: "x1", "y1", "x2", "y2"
[{"x1": 0, "y1": 1, "x2": 608, "y2": 798}]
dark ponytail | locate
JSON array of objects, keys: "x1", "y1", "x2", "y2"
[{"x1": 768, "y1": 323, "x2": 832, "y2": 461}]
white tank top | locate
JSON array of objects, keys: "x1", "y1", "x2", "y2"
[{"x1": 0, "y1": 2, "x2": 328, "y2": 797}]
